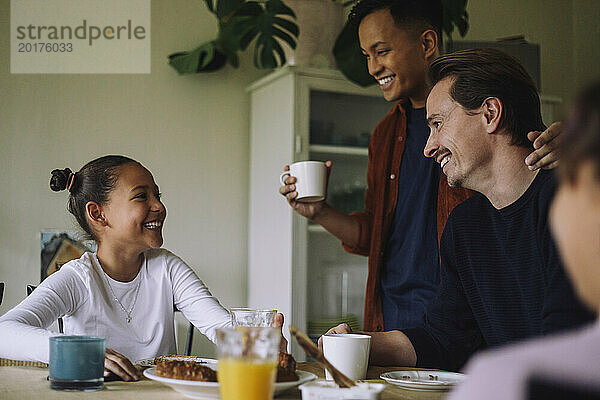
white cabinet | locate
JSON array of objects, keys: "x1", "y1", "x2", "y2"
[{"x1": 247, "y1": 66, "x2": 391, "y2": 359}]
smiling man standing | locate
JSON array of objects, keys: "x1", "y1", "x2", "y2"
[{"x1": 280, "y1": 0, "x2": 561, "y2": 333}]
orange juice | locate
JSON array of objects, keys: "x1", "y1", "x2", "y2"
[{"x1": 218, "y1": 358, "x2": 277, "y2": 400}]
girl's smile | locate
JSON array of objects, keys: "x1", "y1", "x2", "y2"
[{"x1": 99, "y1": 162, "x2": 167, "y2": 255}]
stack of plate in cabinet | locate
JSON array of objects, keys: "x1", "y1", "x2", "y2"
[{"x1": 307, "y1": 314, "x2": 360, "y2": 341}]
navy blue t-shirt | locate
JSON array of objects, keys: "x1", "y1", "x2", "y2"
[{"x1": 381, "y1": 105, "x2": 441, "y2": 330}]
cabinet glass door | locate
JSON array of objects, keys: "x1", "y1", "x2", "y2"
[{"x1": 306, "y1": 89, "x2": 390, "y2": 340}]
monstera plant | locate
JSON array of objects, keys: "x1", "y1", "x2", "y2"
[
  {"x1": 169, "y1": 0, "x2": 469, "y2": 81},
  {"x1": 334, "y1": 0, "x2": 470, "y2": 86},
  {"x1": 169, "y1": 0, "x2": 299, "y2": 74}
]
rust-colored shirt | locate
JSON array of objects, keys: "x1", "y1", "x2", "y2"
[{"x1": 342, "y1": 100, "x2": 472, "y2": 332}]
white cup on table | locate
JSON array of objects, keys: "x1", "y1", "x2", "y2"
[
  {"x1": 280, "y1": 161, "x2": 327, "y2": 203},
  {"x1": 322, "y1": 333, "x2": 371, "y2": 381}
]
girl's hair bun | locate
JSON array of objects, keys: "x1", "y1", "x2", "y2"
[{"x1": 50, "y1": 168, "x2": 73, "y2": 192}]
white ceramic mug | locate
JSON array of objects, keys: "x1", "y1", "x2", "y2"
[
  {"x1": 280, "y1": 161, "x2": 327, "y2": 203},
  {"x1": 322, "y1": 333, "x2": 371, "y2": 381}
]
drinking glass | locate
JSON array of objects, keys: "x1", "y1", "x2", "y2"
[
  {"x1": 217, "y1": 327, "x2": 280, "y2": 400},
  {"x1": 230, "y1": 308, "x2": 277, "y2": 327},
  {"x1": 49, "y1": 336, "x2": 105, "y2": 391}
]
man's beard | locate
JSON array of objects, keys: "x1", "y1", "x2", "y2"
[{"x1": 446, "y1": 172, "x2": 464, "y2": 188}]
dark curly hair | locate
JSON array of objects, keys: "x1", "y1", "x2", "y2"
[
  {"x1": 50, "y1": 155, "x2": 137, "y2": 241},
  {"x1": 348, "y1": 0, "x2": 443, "y2": 44}
]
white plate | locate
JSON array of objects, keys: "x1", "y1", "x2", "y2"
[
  {"x1": 380, "y1": 370, "x2": 465, "y2": 391},
  {"x1": 274, "y1": 371, "x2": 318, "y2": 395},
  {"x1": 136, "y1": 356, "x2": 217, "y2": 367},
  {"x1": 144, "y1": 367, "x2": 317, "y2": 399}
]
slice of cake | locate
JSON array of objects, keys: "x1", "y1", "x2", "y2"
[
  {"x1": 154, "y1": 358, "x2": 217, "y2": 382},
  {"x1": 276, "y1": 352, "x2": 299, "y2": 382}
]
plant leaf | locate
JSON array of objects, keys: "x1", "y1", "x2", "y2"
[
  {"x1": 212, "y1": 37, "x2": 239, "y2": 68},
  {"x1": 257, "y1": 35, "x2": 278, "y2": 68},
  {"x1": 168, "y1": 40, "x2": 227, "y2": 74},
  {"x1": 443, "y1": 0, "x2": 461, "y2": 21},
  {"x1": 273, "y1": 16, "x2": 299, "y2": 37},
  {"x1": 216, "y1": 0, "x2": 245, "y2": 19},
  {"x1": 219, "y1": 13, "x2": 258, "y2": 52},
  {"x1": 218, "y1": 20, "x2": 243, "y2": 54},
  {"x1": 238, "y1": 25, "x2": 260, "y2": 50},
  {"x1": 272, "y1": 26, "x2": 297, "y2": 50},
  {"x1": 239, "y1": 0, "x2": 298, "y2": 69},
  {"x1": 265, "y1": 0, "x2": 296, "y2": 18},
  {"x1": 270, "y1": 34, "x2": 287, "y2": 65},
  {"x1": 171, "y1": 0, "x2": 299, "y2": 73},
  {"x1": 457, "y1": 12, "x2": 469, "y2": 37},
  {"x1": 442, "y1": 0, "x2": 469, "y2": 39},
  {"x1": 233, "y1": 2, "x2": 262, "y2": 17},
  {"x1": 333, "y1": 21, "x2": 373, "y2": 87},
  {"x1": 203, "y1": 0, "x2": 215, "y2": 14},
  {"x1": 224, "y1": 50, "x2": 240, "y2": 68}
]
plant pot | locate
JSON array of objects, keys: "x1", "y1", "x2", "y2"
[{"x1": 283, "y1": 0, "x2": 345, "y2": 68}]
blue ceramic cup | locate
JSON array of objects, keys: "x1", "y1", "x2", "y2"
[{"x1": 49, "y1": 336, "x2": 106, "y2": 391}]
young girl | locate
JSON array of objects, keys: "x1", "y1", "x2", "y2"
[{"x1": 0, "y1": 155, "x2": 235, "y2": 381}]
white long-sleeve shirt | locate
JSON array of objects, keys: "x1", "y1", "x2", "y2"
[{"x1": 0, "y1": 248, "x2": 232, "y2": 363}]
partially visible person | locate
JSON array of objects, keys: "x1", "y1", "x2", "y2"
[
  {"x1": 447, "y1": 81, "x2": 600, "y2": 399},
  {"x1": 0, "y1": 155, "x2": 286, "y2": 381},
  {"x1": 280, "y1": 0, "x2": 562, "y2": 333},
  {"x1": 319, "y1": 49, "x2": 594, "y2": 372}
]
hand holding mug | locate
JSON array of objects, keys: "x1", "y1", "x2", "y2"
[
  {"x1": 317, "y1": 324, "x2": 371, "y2": 382},
  {"x1": 279, "y1": 160, "x2": 332, "y2": 220},
  {"x1": 322, "y1": 333, "x2": 371, "y2": 381},
  {"x1": 317, "y1": 322, "x2": 353, "y2": 351}
]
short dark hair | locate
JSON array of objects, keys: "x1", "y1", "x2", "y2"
[
  {"x1": 349, "y1": 0, "x2": 443, "y2": 44},
  {"x1": 559, "y1": 81, "x2": 600, "y2": 183},
  {"x1": 429, "y1": 48, "x2": 545, "y2": 149},
  {"x1": 50, "y1": 155, "x2": 138, "y2": 241}
]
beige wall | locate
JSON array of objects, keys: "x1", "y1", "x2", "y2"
[
  {"x1": 1, "y1": 0, "x2": 598, "y2": 356},
  {"x1": 572, "y1": 0, "x2": 600, "y2": 91},
  {"x1": 464, "y1": 0, "x2": 600, "y2": 113},
  {"x1": 0, "y1": 0, "x2": 267, "y2": 355}
]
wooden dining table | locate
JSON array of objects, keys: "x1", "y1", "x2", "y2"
[{"x1": 0, "y1": 362, "x2": 450, "y2": 400}]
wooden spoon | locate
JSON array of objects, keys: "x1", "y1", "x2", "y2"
[{"x1": 289, "y1": 325, "x2": 356, "y2": 388}]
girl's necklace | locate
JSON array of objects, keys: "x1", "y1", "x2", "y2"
[{"x1": 102, "y1": 259, "x2": 143, "y2": 324}]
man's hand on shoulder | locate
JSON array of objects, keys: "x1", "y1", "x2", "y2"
[{"x1": 525, "y1": 122, "x2": 562, "y2": 170}]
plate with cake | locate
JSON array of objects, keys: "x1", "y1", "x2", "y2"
[
  {"x1": 136, "y1": 355, "x2": 216, "y2": 368},
  {"x1": 143, "y1": 352, "x2": 317, "y2": 399}
]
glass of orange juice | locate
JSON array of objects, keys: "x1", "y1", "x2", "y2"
[{"x1": 217, "y1": 327, "x2": 280, "y2": 400}]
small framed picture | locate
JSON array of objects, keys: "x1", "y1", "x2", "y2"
[{"x1": 40, "y1": 231, "x2": 96, "y2": 282}]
